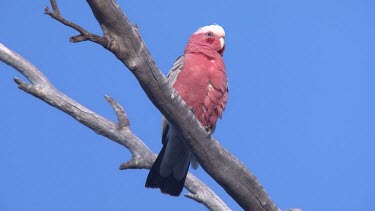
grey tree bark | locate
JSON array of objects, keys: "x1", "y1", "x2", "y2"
[{"x1": 0, "y1": 0, "x2": 284, "y2": 210}]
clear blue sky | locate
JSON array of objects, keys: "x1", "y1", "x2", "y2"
[{"x1": 1, "y1": 1, "x2": 375, "y2": 211}]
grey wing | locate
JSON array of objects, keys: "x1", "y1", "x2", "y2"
[
  {"x1": 161, "y1": 56, "x2": 184, "y2": 145},
  {"x1": 167, "y1": 55, "x2": 184, "y2": 85}
]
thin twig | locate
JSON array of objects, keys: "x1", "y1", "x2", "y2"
[
  {"x1": 50, "y1": 0, "x2": 60, "y2": 16},
  {"x1": 44, "y1": 0, "x2": 109, "y2": 46}
]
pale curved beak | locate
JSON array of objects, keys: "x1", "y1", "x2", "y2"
[{"x1": 219, "y1": 37, "x2": 225, "y2": 50}]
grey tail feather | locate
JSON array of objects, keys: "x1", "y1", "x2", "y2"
[{"x1": 145, "y1": 142, "x2": 189, "y2": 196}]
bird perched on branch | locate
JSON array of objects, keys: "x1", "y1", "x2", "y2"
[{"x1": 145, "y1": 24, "x2": 228, "y2": 196}]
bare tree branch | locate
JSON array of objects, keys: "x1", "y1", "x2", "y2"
[
  {"x1": 2, "y1": 0, "x2": 284, "y2": 210},
  {"x1": 0, "y1": 43, "x2": 230, "y2": 211},
  {"x1": 61, "y1": 0, "x2": 278, "y2": 210},
  {"x1": 105, "y1": 95, "x2": 130, "y2": 129},
  {"x1": 44, "y1": 5, "x2": 108, "y2": 45}
]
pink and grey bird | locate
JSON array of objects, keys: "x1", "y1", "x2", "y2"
[{"x1": 145, "y1": 24, "x2": 228, "y2": 196}]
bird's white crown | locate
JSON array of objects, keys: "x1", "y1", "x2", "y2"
[{"x1": 194, "y1": 24, "x2": 225, "y2": 38}]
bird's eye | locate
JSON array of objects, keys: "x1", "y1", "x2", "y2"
[{"x1": 207, "y1": 32, "x2": 213, "y2": 37}]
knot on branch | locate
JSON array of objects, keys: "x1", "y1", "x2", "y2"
[{"x1": 119, "y1": 153, "x2": 153, "y2": 170}]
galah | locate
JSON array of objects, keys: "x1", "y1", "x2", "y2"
[{"x1": 145, "y1": 24, "x2": 228, "y2": 196}]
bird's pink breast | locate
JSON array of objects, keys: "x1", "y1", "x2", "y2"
[{"x1": 173, "y1": 52, "x2": 228, "y2": 127}]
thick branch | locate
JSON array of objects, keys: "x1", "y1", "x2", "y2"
[
  {"x1": 78, "y1": 0, "x2": 279, "y2": 210},
  {"x1": 0, "y1": 42, "x2": 230, "y2": 211}
]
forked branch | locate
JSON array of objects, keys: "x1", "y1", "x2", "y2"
[{"x1": 45, "y1": 5, "x2": 108, "y2": 45}]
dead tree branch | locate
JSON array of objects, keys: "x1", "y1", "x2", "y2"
[
  {"x1": 0, "y1": 43, "x2": 230, "y2": 211},
  {"x1": 3, "y1": 0, "x2": 281, "y2": 210},
  {"x1": 44, "y1": 4, "x2": 108, "y2": 45},
  {"x1": 69, "y1": 0, "x2": 277, "y2": 210}
]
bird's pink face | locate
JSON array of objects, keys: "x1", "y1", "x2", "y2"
[{"x1": 189, "y1": 25, "x2": 226, "y2": 56}]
